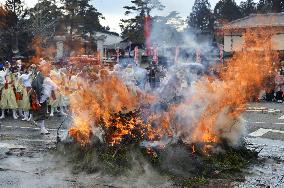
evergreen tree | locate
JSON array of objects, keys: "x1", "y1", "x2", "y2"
[
  {"x1": 62, "y1": 0, "x2": 103, "y2": 37},
  {"x1": 257, "y1": 0, "x2": 272, "y2": 13},
  {"x1": 214, "y1": 0, "x2": 242, "y2": 24},
  {"x1": 120, "y1": 0, "x2": 165, "y2": 45},
  {"x1": 240, "y1": 0, "x2": 256, "y2": 17},
  {"x1": 257, "y1": 0, "x2": 284, "y2": 13},
  {"x1": 28, "y1": 0, "x2": 63, "y2": 37},
  {"x1": 3, "y1": 0, "x2": 28, "y2": 56},
  {"x1": 272, "y1": 0, "x2": 284, "y2": 12},
  {"x1": 61, "y1": 0, "x2": 104, "y2": 54},
  {"x1": 188, "y1": 0, "x2": 214, "y2": 33},
  {"x1": 151, "y1": 11, "x2": 183, "y2": 45},
  {"x1": 4, "y1": 0, "x2": 27, "y2": 26}
]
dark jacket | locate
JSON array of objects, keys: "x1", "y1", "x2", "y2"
[{"x1": 32, "y1": 72, "x2": 44, "y2": 101}]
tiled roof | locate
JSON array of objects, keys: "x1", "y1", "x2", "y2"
[{"x1": 222, "y1": 12, "x2": 284, "y2": 29}]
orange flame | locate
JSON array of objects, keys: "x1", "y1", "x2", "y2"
[
  {"x1": 67, "y1": 28, "x2": 278, "y2": 151},
  {"x1": 30, "y1": 36, "x2": 56, "y2": 64},
  {"x1": 191, "y1": 28, "x2": 278, "y2": 144},
  {"x1": 68, "y1": 72, "x2": 154, "y2": 146}
]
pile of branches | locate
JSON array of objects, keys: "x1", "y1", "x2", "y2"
[
  {"x1": 59, "y1": 110, "x2": 260, "y2": 187},
  {"x1": 102, "y1": 110, "x2": 155, "y2": 146}
]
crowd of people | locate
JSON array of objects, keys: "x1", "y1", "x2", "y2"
[
  {"x1": 0, "y1": 57, "x2": 162, "y2": 135},
  {"x1": 0, "y1": 59, "x2": 75, "y2": 134},
  {"x1": 263, "y1": 67, "x2": 284, "y2": 103},
  {"x1": 2, "y1": 56, "x2": 283, "y2": 136}
]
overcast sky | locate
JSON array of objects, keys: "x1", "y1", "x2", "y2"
[
  {"x1": 0, "y1": 0, "x2": 254, "y2": 32},
  {"x1": 92, "y1": 0, "x2": 247, "y2": 32}
]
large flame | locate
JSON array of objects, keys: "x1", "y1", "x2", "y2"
[
  {"x1": 68, "y1": 28, "x2": 278, "y2": 150},
  {"x1": 30, "y1": 36, "x2": 56, "y2": 64},
  {"x1": 189, "y1": 28, "x2": 278, "y2": 145},
  {"x1": 68, "y1": 72, "x2": 153, "y2": 146}
]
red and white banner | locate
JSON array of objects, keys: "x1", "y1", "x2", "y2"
[
  {"x1": 218, "y1": 44, "x2": 224, "y2": 63},
  {"x1": 153, "y1": 46, "x2": 158, "y2": 64},
  {"x1": 97, "y1": 51, "x2": 101, "y2": 64},
  {"x1": 144, "y1": 16, "x2": 151, "y2": 56},
  {"x1": 196, "y1": 49, "x2": 201, "y2": 64},
  {"x1": 104, "y1": 48, "x2": 107, "y2": 63},
  {"x1": 134, "y1": 46, "x2": 139, "y2": 65},
  {"x1": 116, "y1": 48, "x2": 121, "y2": 63}
]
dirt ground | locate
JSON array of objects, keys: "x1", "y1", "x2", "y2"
[{"x1": 0, "y1": 102, "x2": 283, "y2": 188}]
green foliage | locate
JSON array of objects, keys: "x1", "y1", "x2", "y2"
[
  {"x1": 141, "y1": 11, "x2": 183, "y2": 48},
  {"x1": 5, "y1": 0, "x2": 27, "y2": 25},
  {"x1": 202, "y1": 148, "x2": 258, "y2": 175},
  {"x1": 96, "y1": 145, "x2": 133, "y2": 175},
  {"x1": 0, "y1": 0, "x2": 109, "y2": 60},
  {"x1": 214, "y1": 0, "x2": 242, "y2": 23},
  {"x1": 62, "y1": 0, "x2": 104, "y2": 36},
  {"x1": 169, "y1": 175, "x2": 208, "y2": 187},
  {"x1": 60, "y1": 139, "x2": 259, "y2": 187},
  {"x1": 257, "y1": 0, "x2": 284, "y2": 13},
  {"x1": 28, "y1": 0, "x2": 63, "y2": 36},
  {"x1": 120, "y1": 0, "x2": 165, "y2": 44},
  {"x1": 0, "y1": 0, "x2": 28, "y2": 59},
  {"x1": 188, "y1": 0, "x2": 214, "y2": 34},
  {"x1": 240, "y1": 0, "x2": 257, "y2": 17}
]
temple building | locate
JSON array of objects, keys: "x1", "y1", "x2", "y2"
[
  {"x1": 217, "y1": 12, "x2": 284, "y2": 60},
  {"x1": 53, "y1": 30, "x2": 122, "y2": 62}
]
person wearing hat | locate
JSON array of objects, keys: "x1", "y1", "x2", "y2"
[
  {"x1": 48, "y1": 68, "x2": 61, "y2": 117},
  {"x1": 58, "y1": 68, "x2": 69, "y2": 116},
  {"x1": 0, "y1": 65, "x2": 19, "y2": 119},
  {"x1": 0, "y1": 67, "x2": 8, "y2": 118},
  {"x1": 17, "y1": 68, "x2": 33, "y2": 121},
  {"x1": 15, "y1": 60, "x2": 26, "y2": 73},
  {"x1": 31, "y1": 59, "x2": 55, "y2": 134}
]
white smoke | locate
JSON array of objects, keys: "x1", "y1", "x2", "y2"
[{"x1": 135, "y1": 12, "x2": 247, "y2": 147}]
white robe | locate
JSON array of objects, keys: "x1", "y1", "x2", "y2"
[
  {"x1": 19, "y1": 73, "x2": 32, "y2": 88},
  {"x1": 0, "y1": 70, "x2": 7, "y2": 86},
  {"x1": 40, "y1": 77, "x2": 58, "y2": 103}
]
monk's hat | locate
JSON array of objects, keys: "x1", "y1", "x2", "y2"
[
  {"x1": 39, "y1": 59, "x2": 48, "y2": 66},
  {"x1": 30, "y1": 64, "x2": 37, "y2": 68}
]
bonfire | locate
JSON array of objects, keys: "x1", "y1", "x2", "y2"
[{"x1": 57, "y1": 28, "x2": 278, "y2": 187}]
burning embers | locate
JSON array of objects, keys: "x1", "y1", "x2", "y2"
[
  {"x1": 68, "y1": 73, "x2": 155, "y2": 146},
  {"x1": 104, "y1": 110, "x2": 155, "y2": 146},
  {"x1": 68, "y1": 29, "x2": 278, "y2": 155}
]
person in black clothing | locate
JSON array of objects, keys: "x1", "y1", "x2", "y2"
[
  {"x1": 147, "y1": 64, "x2": 160, "y2": 90},
  {"x1": 31, "y1": 60, "x2": 52, "y2": 134}
]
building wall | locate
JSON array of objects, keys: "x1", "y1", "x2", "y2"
[
  {"x1": 224, "y1": 35, "x2": 244, "y2": 52},
  {"x1": 95, "y1": 32, "x2": 122, "y2": 46},
  {"x1": 224, "y1": 33, "x2": 284, "y2": 52},
  {"x1": 272, "y1": 33, "x2": 284, "y2": 50}
]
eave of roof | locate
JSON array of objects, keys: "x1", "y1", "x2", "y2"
[{"x1": 220, "y1": 12, "x2": 284, "y2": 30}]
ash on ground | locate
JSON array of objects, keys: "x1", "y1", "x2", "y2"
[{"x1": 233, "y1": 137, "x2": 284, "y2": 188}]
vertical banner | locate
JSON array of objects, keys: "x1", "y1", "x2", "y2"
[
  {"x1": 196, "y1": 48, "x2": 201, "y2": 64},
  {"x1": 97, "y1": 50, "x2": 101, "y2": 64},
  {"x1": 116, "y1": 48, "x2": 120, "y2": 63},
  {"x1": 175, "y1": 46, "x2": 179, "y2": 64},
  {"x1": 134, "y1": 46, "x2": 139, "y2": 66},
  {"x1": 153, "y1": 45, "x2": 158, "y2": 64},
  {"x1": 104, "y1": 48, "x2": 107, "y2": 63},
  {"x1": 218, "y1": 44, "x2": 224, "y2": 63},
  {"x1": 144, "y1": 16, "x2": 151, "y2": 56},
  {"x1": 128, "y1": 41, "x2": 132, "y2": 57}
]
